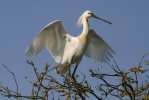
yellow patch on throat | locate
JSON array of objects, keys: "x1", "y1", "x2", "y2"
[{"x1": 78, "y1": 33, "x2": 87, "y2": 44}]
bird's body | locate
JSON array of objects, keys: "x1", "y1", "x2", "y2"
[
  {"x1": 58, "y1": 36, "x2": 87, "y2": 74},
  {"x1": 25, "y1": 10, "x2": 115, "y2": 75}
]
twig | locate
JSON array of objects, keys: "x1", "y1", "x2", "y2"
[{"x1": 2, "y1": 64, "x2": 19, "y2": 94}]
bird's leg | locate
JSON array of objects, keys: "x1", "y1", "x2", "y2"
[
  {"x1": 66, "y1": 65, "x2": 76, "y2": 83},
  {"x1": 72, "y1": 64, "x2": 78, "y2": 81},
  {"x1": 68, "y1": 65, "x2": 71, "y2": 77}
]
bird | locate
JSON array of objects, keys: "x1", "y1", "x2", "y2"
[{"x1": 25, "y1": 10, "x2": 115, "y2": 79}]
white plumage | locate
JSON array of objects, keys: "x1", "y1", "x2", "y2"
[{"x1": 25, "y1": 10, "x2": 115, "y2": 75}]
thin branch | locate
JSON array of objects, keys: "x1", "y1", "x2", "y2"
[{"x1": 1, "y1": 64, "x2": 19, "y2": 94}]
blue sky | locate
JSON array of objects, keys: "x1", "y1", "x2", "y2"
[{"x1": 0, "y1": 1, "x2": 149, "y2": 100}]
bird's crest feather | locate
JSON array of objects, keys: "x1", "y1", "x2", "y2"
[
  {"x1": 77, "y1": 13, "x2": 83, "y2": 27},
  {"x1": 77, "y1": 10, "x2": 91, "y2": 27}
]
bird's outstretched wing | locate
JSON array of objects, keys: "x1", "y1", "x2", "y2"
[
  {"x1": 84, "y1": 29, "x2": 115, "y2": 63},
  {"x1": 25, "y1": 20, "x2": 68, "y2": 63}
]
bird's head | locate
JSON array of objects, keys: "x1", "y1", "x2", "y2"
[{"x1": 77, "y1": 10, "x2": 112, "y2": 26}]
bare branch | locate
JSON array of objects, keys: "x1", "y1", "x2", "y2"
[{"x1": 1, "y1": 64, "x2": 19, "y2": 94}]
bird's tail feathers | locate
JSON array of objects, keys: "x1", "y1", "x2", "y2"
[{"x1": 55, "y1": 64, "x2": 70, "y2": 74}]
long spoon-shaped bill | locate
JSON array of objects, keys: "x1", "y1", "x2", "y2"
[{"x1": 92, "y1": 14, "x2": 112, "y2": 25}]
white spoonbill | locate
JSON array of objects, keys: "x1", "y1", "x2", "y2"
[{"x1": 25, "y1": 10, "x2": 115, "y2": 78}]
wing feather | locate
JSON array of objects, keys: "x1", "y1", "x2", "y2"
[
  {"x1": 84, "y1": 29, "x2": 115, "y2": 63},
  {"x1": 25, "y1": 20, "x2": 68, "y2": 63}
]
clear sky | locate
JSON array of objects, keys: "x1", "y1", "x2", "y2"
[{"x1": 0, "y1": 1, "x2": 149, "y2": 100}]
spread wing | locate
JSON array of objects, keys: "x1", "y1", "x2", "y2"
[
  {"x1": 84, "y1": 29, "x2": 115, "y2": 63},
  {"x1": 25, "y1": 20, "x2": 68, "y2": 63}
]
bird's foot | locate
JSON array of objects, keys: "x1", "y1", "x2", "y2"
[
  {"x1": 71, "y1": 75, "x2": 77, "y2": 83},
  {"x1": 67, "y1": 72, "x2": 77, "y2": 83}
]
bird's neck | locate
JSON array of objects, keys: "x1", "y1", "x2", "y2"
[
  {"x1": 78, "y1": 20, "x2": 89, "y2": 44},
  {"x1": 82, "y1": 20, "x2": 89, "y2": 36}
]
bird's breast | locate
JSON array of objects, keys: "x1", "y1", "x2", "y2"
[
  {"x1": 61, "y1": 36, "x2": 87, "y2": 64},
  {"x1": 72, "y1": 40, "x2": 87, "y2": 61},
  {"x1": 78, "y1": 33, "x2": 87, "y2": 45}
]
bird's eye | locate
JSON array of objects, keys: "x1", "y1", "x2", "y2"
[{"x1": 88, "y1": 13, "x2": 91, "y2": 15}]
